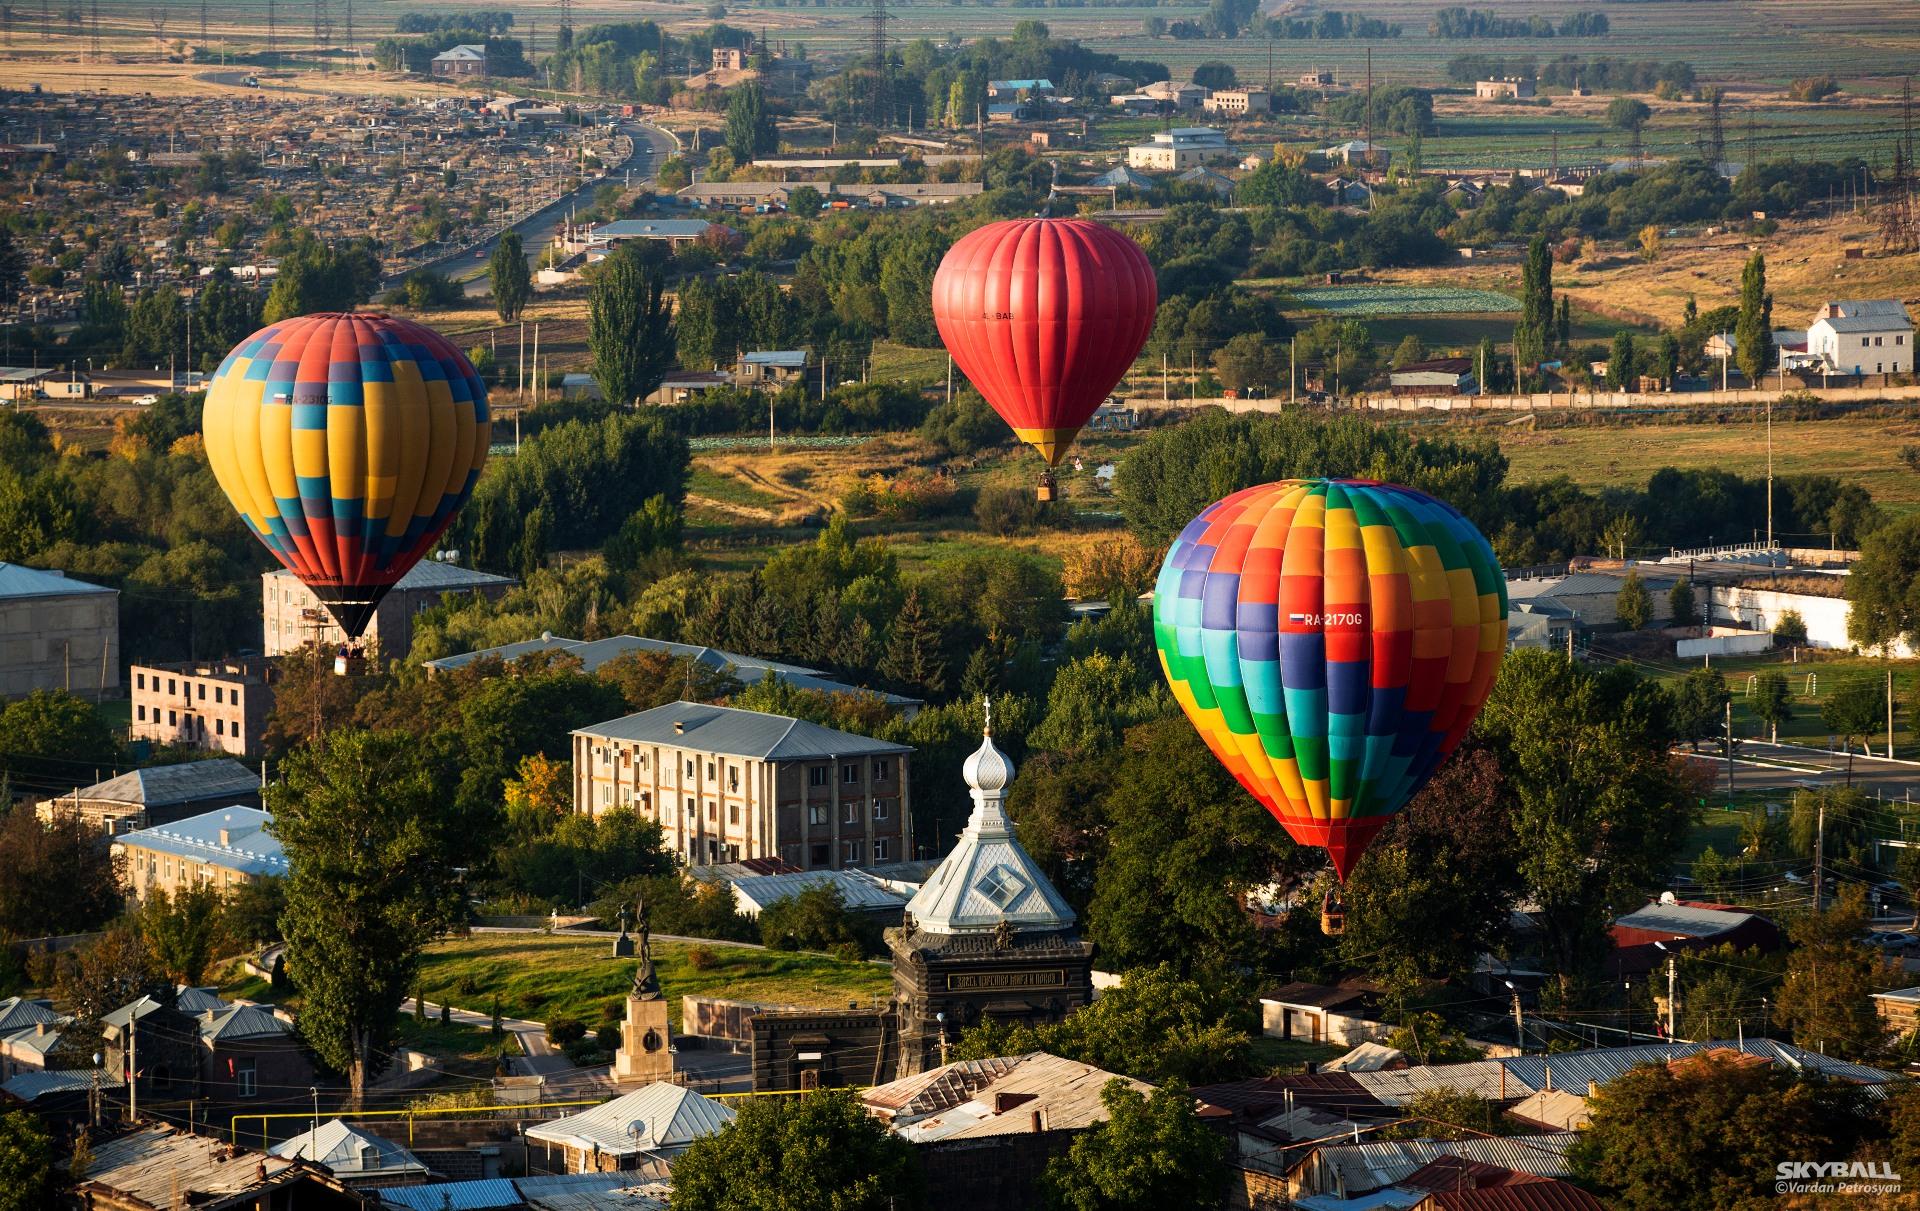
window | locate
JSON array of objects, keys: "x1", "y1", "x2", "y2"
[
  {"x1": 807, "y1": 804, "x2": 828, "y2": 826},
  {"x1": 168, "y1": 710, "x2": 176, "y2": 726},
  {"x1": 167, "y1": 678, "x2": 176, "y2": 694},
  {"x1": 136, "y1": 673, "x2": 145, "y2": 690},
  {"x1": 873, "y1": 800, "x2": 890, "y2": 821},
  {"x1": 707, "y1": 762, "x2": 716, "y2": 780},
  {"x1": 707, "y1": 801, "x2": 717, "y2": 819},
  {"x1": 214, "y1": 686, "x2": 224, "y2": 704},
  {"x1": 844, "y1": 802, "x2": 861, "y2": 825},
  {"x1": 873, "y1": 838, "x2": 891, "y2": 861},
  {"x1": 197, "y1": 683, "x2": 206, "y2": 700},
  {"x1": 1899, "y1": 335, "x2": 1907, "y2": 346},
  {"x1": 872, "y1": 759, "x2": 890, "y2": 780},
  {"x1": 808, "y1": 766, "x2": 828, "y2": 788},
  {"x1": 1876, "y1": 336, "x2": 1885, "y2": 347},
  {"x1": 686, "y1": 759, "x2": 695, "y2": 778},
  {"x1": 236, "y1": 1060, "x2": 257, "y2": 1098},
  {"x1": 728, "y1": 766, "x2": 739, "y2": 792},
  {"x1": 215, "y1": 719, "x2": 225, "y2": 736},
  {"x1": 729, "y1": 803, "x2": 739, "y2": 825},
  {"x1": 686, "y1": 797, "x2": 696, "y2": 816},
  {"x1": 726, "y1": 844, "x2": 739, "y2": 862},
  {"x1": 841, "y1": 839, "x2": 864, "y2": 865},
  {"x1": 639, "y1": 753, "x2": 649, "y2": 770},
  {"x1": 137, "y1": 705, "x2": 146, "y2": 721},
  {"x1": 640, "y1": 792, "x2": 651, "y2": 810},
  {"x1": 810, "y1": 843, "x2": 830, "y2": 867},
  {"x1": 842, "y1": 764, "x2": 860, "y2": 784}
]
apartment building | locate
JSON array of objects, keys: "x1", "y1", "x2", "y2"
[
  {"x1": 129, "y1": 657, "x2": 278, "y2": 758},
  {"x1": 572, "y1": 702, "x2": 913, "y2": 870},
  {"x1": 263, "y1": 560, "x2": 514, "y2": 659},
  {"x1": 112, "y1": 806, "x2": 288, "y2": 902}
]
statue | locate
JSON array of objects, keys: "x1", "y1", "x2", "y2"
[
  {"x1": 611, "y1": 901, "x2": 635, "y2": 959},
  {"x1": 630, "y1": 894, "x2": 661, "y2": 1001}
]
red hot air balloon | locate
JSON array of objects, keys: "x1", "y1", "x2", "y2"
[{"x1": 932, "y1": 218, "x2": 1156, "y2": 499}]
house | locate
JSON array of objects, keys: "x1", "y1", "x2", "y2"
[
  {"x1": 431, "y1": 44, "x2": 488, "y2": 78},
  {"x1": 1327, "y1": 177, "x2": 1374, "y2": 206},
  {"x1": 863, "y1": 1053, "x2": 1155, "y2": 1209},
  {"x1": 836, "y1": 182, "x2": 984, "y2": 207},
  {"x1": 1140, "y1": 79, "x2": 1209, "y2": 109},
  {"x1": 1299, "y1": 70, "x2": 1335, "y2": 87},
  {"x1": 581, "y1": 218, "x2": 716, "y2": 253},
  {"x1": 1389, "y1": 358, "x2": 1476, "y2": 395},
  {"x1": 678, "y1": 181, "x2": 793, "y2": 209},
  {"x1": 1174, "y1": 166, "x2": 1236, "y2": 197},
  {"x1": 1108, "y1": 93, "x2": 1166, "y2": 115},
  {"x1": 986, "y1": 102, "x2": 1030, "y2": 124},
  {"x1": 372, "y1": 1173, "x2": 670, "y2": 1208},
  {"x1": 1503, "y1": 566, "x2": 1682, "y2": 629},
  {"x1": 1475, "y1": 78, "x2": 1536, "y2": 99},
  {"x1": 0, "y1": 562, "x2": 119, "y2": 700},
  {"x1": 263, "y1": 560, "x2": 516, "y2": 658},
  {"x1": 645, "y1": 369, "x2": 732, "y2": 406},
  {"x1": 1873, "y1": 986, "x2": 1920, "y2": 1034},
  {"x1": 527, "y1": 1083, "x2": 735, "y2": 1172},
  {"x1": 1289, "y1": 1135, "x2": 1577, "y2": 1199},
  {"x1": 1128, "y1": 127, "x2": 1235, "y2": 171},
  {"x1": 720, "y1": 867, "x2": 910, "y2": 921},
  {"x1": 712, "y1": 45, "x2": 748, "y2": 71},
  {"x1": 571, "y1": 701, "x2": 914, "y2": 869},
  {"x1": 129, "y1": 657, "x2": 278, "y2": 758},
  {"x1": 1444, "y1": 179, "x2": 1486, "y2": 208},
  {"x1": 41, "y1": 758, "x2": 263, "y2": 835},
  {"x1": 271, "y1": 1119, "x2": 431, "y2": 1186},
  {"x1": 422, "y1": 633, "x2": 921, "y2": 711},
  {"x1": 987, "y1": 78, "x2": 1056, "y2": 99},
  {"x1": 1608, "y1": 899, "x2": 1783, "y2": 978},
  {"x1": 1808, "y1": 299, "x2": 1913, "y2": 375},
  {"x1": 1259, "y1": 981, "x2": 1389, "y2": 1045},
  {"x1": 1088, "y1": 165, "x2": 1156, "y2": 191},
  {"x1": 734, "y1": 349, "x2": 810, "y2": 388},
  {"x1": 112, "y1": 805, "x2": 289, "y2": 902},
  {"x1": 1545, "y1": 175, "x2": 1586, "y2": 198},
  {"x1": 0, "y1": 999, "x2": 65, "y2": 1081},
  {"x1": 1204, "y1": 87, "x2": 1272, "y2": 116},
  {"x1": 0, "y1": 366, "x2": 57, "y2": 402},
  {"x1": 103, "y1": 994, "x2": 312, "y2": 1112},
  {"x1": 73, "y1": 1126, "x2": 366, "y2": 1211},
  {"x1": 1324, "y1": 139, "x2": 1390, "y2": 168},
  {"x1": 1504, "y1": 1086, "x2": 1593, "y2": 1132}
]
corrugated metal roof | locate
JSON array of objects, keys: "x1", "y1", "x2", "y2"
[
  {"x1": 865, "y1": 1054, "x2": 1028, "y2": 1116},
  {"x1": 1613, "y1": 901, "x2": 1755, "y2": 937},
  {"x1": 67, "y1": 758, "x2": 261, "y2": 807},
  {"x1": 1496, "y1": 1038, "x2": 1902, "y2": 1094},
  {"x1": 575, "y1": 702, "x2": 911, "y2": 761},
  {"x1": 1304, "y1": 1135, "x2": 1574, "y2": 1196},
  {"x1": 740, "y1": 350, "x2": 808, "y2": 367},
  {"x1": 0, "y1": 562, "x2": 115, "y2": 600},
  {"x1": 880, "y1": 1053, "x2": 1151, "y2": 1142},
  {"x1": 1322, "y1": 1042, "x2": 1406, "y2": 1073},
  {"x1": 1430, "y1": 1184, "x2": 1607, "y2": 1211},
  {"x1": 518, "y1": 1171, "x2": 671, "y2": 1210},
  {"x1": 1353, "y1": 1061, "x2": 1522, "y2": 1106},
  {"x1": 525, "y1": 1083, "x2": 735, "y2": 1157},
  {"x1": 2, "y1": 1068, "x2": 122, "y2": 1101},
  {"x1": 730, "y1": 869, "x2": 908, "y2": 915},
  {"x1": 270, "y1": 1118, "x2": 426, "y2": 1177},
  {"x1": 115, "y1": 806, "x2": 287, "y2": 878},
  {"x1": 0, "y1": 998, "x2": 59, "y2": 1034},
  {"x1": 1504, "y1": 1088, "x2": 1590, "y2": 1132},
  {"x1": 202, "y1": 1003, "x2": 290, "y2": 1042},
  {"x1": 373, "y1": 1178, "x2": 524, "y2": 1210},
  {"x1": 592, "y1": 219, "x2": 713, "y2": 240}
]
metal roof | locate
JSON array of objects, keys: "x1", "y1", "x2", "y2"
[
  {"x1": 1429, "y1": 1186, "x2": 1608, "y2": 1211},
  {"x1": 518, "y1": 1171, "x2": 671, "y2": 1211},
  {"x1": 66, "y1": 758, "x2": 259, "y2": 807},
  {"x1": 373, "y1": 1178, "x2": 523, "y2": 1211},
  {"x1": 525, "y1": 1083, "x2": 735, "y2": 1157},
  {"x1": 115, "y1": 806, "x2": 288, "y2": 878},
  {"x1": 740, "y1": 350, "x2": 808, "y2": 367},
  {"x1": 1823, "y1": 299, "x2": 1911, "y2": 319},
  {"x1": 2, "y1": 1067, "x2": 123, "y2": 1102},
  {"x1": 0, "y1": 367, "x2": 57, "y2": 382},
  {"x1": 1303, "y1": 1135, "x2": 1574, "y2": 1195},
  {"x1": 0, "y1": 998, "x2": 59, "y2": 1034},
  {"x1": 427, "y1": 634, "x2": 819, "y2": 680},
  {"x1": 1505, "y1": 1087, "x2": 1592, "y2": 1132},
  {"x1": 1612, "y1": 901, "x2": 1754, "y2": 937},
  {"x1": 0, "y1": 562, "x2": 115, "y2": 600},
  {"x1": 1321, "y1": 1042, "x2": 1406, "y2": 1073},
  {"x1": 1495, "y1": 1038, "x2": 1902, "y2": 1093},
  {"x1": 270, "y1": 1118, "x2": 427, "y2": 1178},
  {"x1": 592, "y1": 219, "x2": 713, "y2": 240},
  {"x1": 1353, "y1": 1061, "x2": 1521, "y2": 1106},
  {"x1": 1817, "y1": 314, "x2": 1913, "y2": 333},
  {"x1": 990, "y1": 78, "x2": 1054, "y2": 89},
  {"x1": 201, "y1": 1003, "x2": 291, "y2": 1042},
  {"x1": 266, "y1": 559, "x2": 513, "y2": 592},
  {"x1": 873, "y1": 1053, "x2": 1151, "y2": 1142},
  {"x1": 434, "y1": 44, "x2": 487, "y2": 59},
  {"x1": 865, "y1": 1054, "x2": 1028, "y2": 1117},
  {"x1": 575, "y1": 702, "x2": 911, "y2": 762},
  {"x1": 729, "y1": 868, "x2": 908, "y2": 915},
  {"x1": 77, "y1": 1127, "x2": 312, "y2": 1207}
]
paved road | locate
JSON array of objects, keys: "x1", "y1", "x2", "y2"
[
  {"x1": 396, "y1": 118, "x2": 680, "y2": 298},
  {"x1": 1682, "y1": 740, "x2": 1920, "y2": 805}
]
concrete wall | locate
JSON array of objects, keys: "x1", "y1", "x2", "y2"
[
  {"x1": 1675, "y1": 632, "x2": 1775, "y2": 658},
  {"x1": 1258, "y1": 1000, "x2": 1393, "y2": 1046},
  {"x1": 1129, "y1": 382, "x2": 1920, "y2": 417},
  {"x1": 1702, "y1": 585, "x2": 1913, "y2": 656},
  {"x1": 0, "y1": 588, "x2": 120, "y2": 700}
]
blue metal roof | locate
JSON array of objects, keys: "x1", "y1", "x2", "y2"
[
  {"x1": 741, "y1": 350, "x2": 808, "y2": 367},
  {"x1": 114, "y1": 806, "x2": 287, "y2": 877},
  {"x1": 592, "y1": 219, "x2": 713, "y2": 240},
  {"x1": 990, "y1": 78, "x2": 1054, "y2": 90},
  {"x1": 372, "y1": 1178, "x2": 523, "y2": 1211},
  {"x1": 0, "y1": 562, "x2": 114, "y2": 601}
]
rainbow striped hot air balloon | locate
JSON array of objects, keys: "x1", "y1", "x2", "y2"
[
  {"x1": 202, "y1": 313, "x2": 490, "y2": 639},
  {"x1": 1152, "y1": 480, "x2": 1508, "y2": 882}
]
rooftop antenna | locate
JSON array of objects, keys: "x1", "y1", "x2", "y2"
[{"x1": 1363, "y1": 46, "x2": 1375, "y2": 170}]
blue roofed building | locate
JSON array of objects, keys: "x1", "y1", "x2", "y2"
[
  {"x1": 111, "y1": 805, "x2": 287, "y2": 903},
  {"x1": 987, "y1": 78, "x2": 1055, "y2": 98},
  {"x1": 0, "y1": 562, "x2": 118, "y2": 700},
  {"x1": 733, "y1": 349, "x2": 811, "y2": 389}
]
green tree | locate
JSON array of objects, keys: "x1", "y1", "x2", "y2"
[
  {"x1": 879, "y1": 588, "x2": 947, "y2": 699},
  {"x1": 1846, "y1": 515, "x2": 1920, "y2": 651},
  {"x1": 588, "y1": 244, "x2": 676, "y2": 406},
  {"x1": 1606, "y1": 96, "x2": 1652, "y2": 132},
  {"x1": 952, "y1": 964, "x2": 1253, "y2": 1087},
  {"x1": 1607, "y1": 329, "x2": 1638, "y2": 389},
  {"x1": 724, "y1": 83, "x2": 778, "y2": 163},
  {"x1": 272, "y1": 729, "x2": 476, "y2": 1107},
  {"x1": 0, "y1": 689, "x2": 116, "y2": 764},
  {"x1": 786, "y1": 184, "x2": 823, "y2": 215},
  {"x1": 1820, "y1": 679, "x2": 1886, "y2": 755},
  {"x1": 1028, "y1": 653, "x2": 1167, "y2": 757},
  {"x1": 224, "y1": 875, "x2": 288, "y2": 947},
  {"x1": 756, "y1": 883, "x2": 880, "y2": 957},
  {"x1": 670, "y1": 1089, "x2": 923, "y2": 1211},
  {"x1": 54, "y1": 925, "x2": 166, "y2": 1021},
  {"x1": 0, "y1": 1110, "x2": 57, "y2": 1211},
  {"x1": 1737, "y1": 811, "x2": 1786, "y2": 860},
  {"x1": 1570, "y1": 1051, "x2": 1873, "y2": 1210},
  {"x1": 1615, "y1": 572, "x2": 1653, "y2": 630},
  {"x1": 1773, "y1": 888, "x2": 1892, "y2": 1058},
  {"x1": 1733, "y1": 251, "x2": 1773, "y2": 384},
  {"x1": 1395, "y1": 1088, "x2": 1501, "y2": 1141},
  {"x1": 1787, "y1": 786, "x2": 1871, "y2": 867},
  {"x1": 1211, "y1": 331, "x2": 1284, "y2": 395},
  {"x1": 1667, "y1": 578, "x2": 1699, "y2": 627},
  {"x1": 1752, "y1": 670, "x2": 1792, "y2": 741},
  {"x1": 1668, "y1": 667, "x2": 1728, "y2": 750},
  {"x1": 1041, "y1": 1081, "x2": 1228, "y2": 1211},
  {"x1": 489, "y1": 231, "x2": 532, "y2": 323},
  {"x1": 1476, "y1": 650, "x2": 1694, "y2": 996},
  {"x1": 261, "y1": 232, "x2": 380, "y2": 322},
  {"x1": 1514, "y1": 234, "x2": 1553, "y2": 373},
  {"x1": 1384, "y1": 1012, "x2": 1481, "y2": 1066},
  {"x1": 138, "y1": 883, "x2": 225, "y2": 985}
]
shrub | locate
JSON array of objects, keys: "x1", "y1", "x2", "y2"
[
  {"x1": 546, "y1": 1016, "x2": 587, "y2": 1046},
  {"x1": 829, "y1": 941, "x2": 866, "y2": 963},
  {"x1": 563, "y1": 1037, "x2": 607, "y2": 1065},
  {"x1": 596, "y1": 1025, "x2": 623, "y2": 1051},
  {"x1": 974, "y1": 487, "x2": 1052, "y2": 537},
  {"x1": 685, "y1": 945, "x2": 719, "y2": 971},
  {"x1": 1786, "y1": 74, "x2": 1840, "y2": 103},
  {"x1": 1773, "y1": 610, "x2": 1808, "y2": 644}
]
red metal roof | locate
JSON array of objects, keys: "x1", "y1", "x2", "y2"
[{"x1": 1429, "y1": 1180, "x2": 1609, "y2": 1211}]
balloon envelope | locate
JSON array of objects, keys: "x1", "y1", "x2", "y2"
[
  {"x1": 1152, "y1": 480, "x2": 1507, "y2": 880},
  {"x1": 931, "y1": 218, "x2": 1156, "y2": 467},
  {"x1": 201, "y1": 312, "x2": 490, "y2": 639}
]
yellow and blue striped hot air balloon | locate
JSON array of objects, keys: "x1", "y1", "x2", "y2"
[
  {"x1": 1152, "y1": 480, "x2": 1507, "y2": 882},
  {"x1": 202, "y1": 313, "x2": 490, "y2": 639}
]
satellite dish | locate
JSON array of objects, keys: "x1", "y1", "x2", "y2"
[
  {"x1": 627, "y1": 1119, "x2": 647, "y2": 1143},
  {"x1": 1659, "y1": 891, "x2": 1678, "y2": 905}
]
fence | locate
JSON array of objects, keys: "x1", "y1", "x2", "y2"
[{"x1": 1128, "y1": 383, "x2": 1920, "y2": 416}]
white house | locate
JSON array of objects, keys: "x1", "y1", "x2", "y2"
[
  {"x1": 1808, "y1": 300, "x2": 1913, "y2": 376},
  {"x1": 1139, "y1": 79, "x2": 1209, "y2": 109},
  {"x1": 1322, "y1": 140, "x2": 1389, "y2": 168},
  {"x1": 1128, "y1": 127, "x2": 1234, "y2": 172}
]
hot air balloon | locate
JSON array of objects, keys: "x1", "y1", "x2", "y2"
[
  {"x1": 202, "y1": 312, "x2": 490, "y2": 648},
  {"x1": 931, "y1": 218, "x2": 1156, "y2": 500},
  {"x1": 1152, "y1": 480, "x2": 1507, "y2": 920}
]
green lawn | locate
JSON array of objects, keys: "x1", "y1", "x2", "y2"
[
  {"x1": 1249, "y1": 1036, "x2": 1346, "y2": 1074},
  {"x1": 869, "y1": 341, "x2": 950, "y2": 387},
  {"x1": 392, "y1": 1014, "x2": 520, "y2": 1079},
  {"x1": 415, "y1": 934, "x2": 892, "y2": 1031},
  {"x1": 1637, "y1": 651, "x2": 1920, "y2": 754},
  {"x1": 687, "y1": 465, "x2": 789, "y2": 511}
]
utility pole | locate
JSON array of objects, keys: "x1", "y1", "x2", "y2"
[
  {"x1": 1290, "y1": 335, "x2": 1297, "y2": 406},
  {"x1": 1765, "y1": 394, "x2": 1773, "y2": 549},
  {"x1": 1812, "y1": 794, "x2": 1826, "y2": 911},
  {"x1": 1511, "y1": 990, "x2": 1524, "y2": 1047},
  {"x1": 1666, "y1": 952, "x2": 1678, "y2": 1039},
  {"x1": 1724, "y1": 699, "x2": 1733, "y2": 802},
  {"x1": 1162, "y1": 352, "x2": 1169, "y2": 404},
  {"x1": 1889, "y1": 665, "x2": 1896, "y2": 759},
  {"x1": 128, "y1": 1018, "x2": 136, "y2": 1123}
]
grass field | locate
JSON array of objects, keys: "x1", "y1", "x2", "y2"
[
  {"x1": 1492, "y1": 414, "x2": 1920, "y2": 516},
  {"x1": 414, "y1": 934, "x2": 893, "y2": 1030}
]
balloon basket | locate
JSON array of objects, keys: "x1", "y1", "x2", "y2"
[
  {"x1": 333, "y1": 644, "x2": 370, "y2": 678},
  {"x1": 1036, "y1": 471, "x2": 1057, "y2": 503},
  {"x1": 1319, "y1": 890, "x2": 1346, "y2": 937}
]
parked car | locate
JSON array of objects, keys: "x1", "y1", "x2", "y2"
[{"x1": 1863, "y1": 930, "x2": 1916, "y2": 950}]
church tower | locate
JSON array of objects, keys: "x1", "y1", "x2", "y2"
[{"x1": 888, "y1": 706, "x2": 1094, "y2": 1077}]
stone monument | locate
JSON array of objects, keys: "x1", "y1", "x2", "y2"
[{"x1": 611, "y1": 896, "x2": 676, "y2": 1085}]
